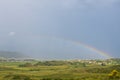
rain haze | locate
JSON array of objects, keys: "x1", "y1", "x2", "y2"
[{"x1": 0, "y1": 0, "x2": 120, "y2": 60}]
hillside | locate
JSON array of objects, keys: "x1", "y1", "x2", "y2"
[{"x1": 0, "y1": 51, "x2": 27, "y2": 58}]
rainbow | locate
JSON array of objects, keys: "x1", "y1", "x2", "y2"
[
  {"x1": 73, "y1": 41, "x2": 112, "y2": 59},
  {"x1": 38, "y1": 35, "x2": 113, "y2": 59}
]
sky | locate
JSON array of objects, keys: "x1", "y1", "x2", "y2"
[{"x1": 0, "y1": 0, "x2": 120, "y2": 60}]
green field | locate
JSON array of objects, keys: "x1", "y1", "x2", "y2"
[{"x1": 0, "y1": 60, "x2": 120, "y2": 80}]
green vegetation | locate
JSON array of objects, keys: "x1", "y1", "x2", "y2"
[
  {"x1": 0, "y1": 59, "x2": 120, "y2": 80},
  {"x1": 108, "y1": 70, "x2": 119, "y2": 80}
]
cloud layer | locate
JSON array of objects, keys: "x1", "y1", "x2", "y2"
[
  {"x1": 0, "y1": 0, "x2": 120, "y2": 59},
  {"x1": 57, "y1": 0, "x2": 119, "y2": 9}
]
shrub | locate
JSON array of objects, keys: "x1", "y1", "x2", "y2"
[
  {"x1": 19, "y1": 63, "x2": 33, "y2": 67},
  {"x1": 4, "y1": 74, "x2": 31, "y2": 80},
  {"x1": 108, "y1": 70, "x2": 120, "y2": 80}
]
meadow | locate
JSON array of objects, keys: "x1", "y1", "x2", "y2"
[{"x1": 0, "y1": 60, "x2": 120, "y2": 80}]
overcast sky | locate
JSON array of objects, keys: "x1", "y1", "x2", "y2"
[{"x1": 0, "y1": 0, "x2": 120, "y2": 59}]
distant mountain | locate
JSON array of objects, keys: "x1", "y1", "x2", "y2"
[{"x1": 0, "y1": 51, "x2": 27, "y2": 58}]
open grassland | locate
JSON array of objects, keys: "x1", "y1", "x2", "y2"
[{"x1": 0, "y1": 61, "x2": 120, "y2": 80}]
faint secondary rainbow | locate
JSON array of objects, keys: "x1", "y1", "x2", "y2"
[{"x1": 39, "y1": 35, "x2": 113, "y2": 59}]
